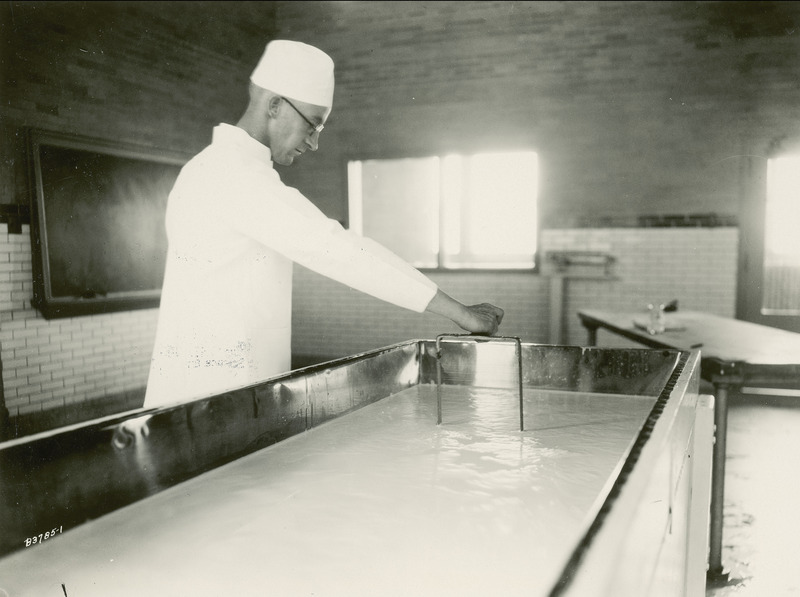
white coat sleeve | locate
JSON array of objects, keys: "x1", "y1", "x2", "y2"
[{"x1": 224, "y1": 167, "x2": 438, "y2": 313}]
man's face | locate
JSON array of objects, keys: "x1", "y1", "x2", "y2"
[{"x1": 270, "y1": 97, "x2": 328, "y2": 166}]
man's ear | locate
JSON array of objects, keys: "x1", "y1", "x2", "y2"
[{"x1": 267, "y1": 95, "x2": 283, "y2": 119}]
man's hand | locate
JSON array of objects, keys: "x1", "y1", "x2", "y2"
[
  {"x1": 461, "y1": 303, "x2": 505, "y2": 335},
  {"x1": 425, "y1": 290, "x2": 505, "y2": 336}
]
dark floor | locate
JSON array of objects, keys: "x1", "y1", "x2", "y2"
[{"x1": 705, "y1": 392, "x2": 800, "y2": 596}]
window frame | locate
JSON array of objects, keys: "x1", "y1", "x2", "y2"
[
  {"x1": 735, "y1": 151, "x2": 800, "y2": 332},
  {"x1": 344, "y1": 149, "x2": 542, "y2": 274}
]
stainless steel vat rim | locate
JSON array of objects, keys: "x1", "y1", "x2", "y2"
[
  {"x1": 547, "y1": 349, "x2": 693, "y2": 597},
  {"x1": 0, "y1": 338, "x2": 692, "y2": 574}
]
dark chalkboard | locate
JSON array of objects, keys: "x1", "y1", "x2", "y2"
[{"x1": 28, "y1": 130, "x2": 190, "y2": 319}]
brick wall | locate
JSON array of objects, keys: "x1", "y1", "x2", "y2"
[
  {"x1": 0, "y1": 219, "x2": 739, "y2": 419},
  {"x1": 291, "y1": 226, "x2": 739, "y2": 360},
  {"x1": 0, "y1": 223, "x2": 157, "y2": 418},
  {"x1": 274, "y1": 1, "x2": 800, "y2": 226},
  {"x1": 542, "y1": 227, "x2": 738, "y2": 345},
  {"x1": 0, "y1": 2, "x2": 793, "y2": 426}
]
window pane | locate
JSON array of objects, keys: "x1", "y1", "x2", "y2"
[
  {"x1": 444, "y1": 152, "x2": 538, "y2": 269},
  {"x1": 355, "y1": 157, "x2": 440, "y2": 268},
  {"x1": 763, "y1": 155, "x2": 800, "y2": 313},
  {"x1": 348, "y1": 150, "x2": 539, "y2": 271}
]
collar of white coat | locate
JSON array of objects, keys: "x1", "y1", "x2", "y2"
[{"x1": 213, "y1": 123, "x2": 273, "y2": 164}]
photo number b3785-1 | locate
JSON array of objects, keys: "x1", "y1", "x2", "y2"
[{"x1": 24, "y1": 526, "x2": 63, "y2": 547}]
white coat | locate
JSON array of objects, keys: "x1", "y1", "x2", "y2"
[{"x1": 144, "y1": 124, "x2": 438, "y2": 408}]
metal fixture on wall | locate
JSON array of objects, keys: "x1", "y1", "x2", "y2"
[{"x1": 543, "y1": 251, "x2": 618, "y2": 344}]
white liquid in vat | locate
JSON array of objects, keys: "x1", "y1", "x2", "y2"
[{"x1": 0, "y1": 386, "x2": 656, "y2": 597}]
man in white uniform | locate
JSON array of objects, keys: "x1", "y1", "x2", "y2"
[{"x1": 144, "y1": 40, "x2": 504, "y2": 408}]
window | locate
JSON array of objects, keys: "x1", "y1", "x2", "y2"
[
  {"x1": 348, "y1": 151, "x2": 539, "y2": 270},
  {"x1": 763, "y1": 155, "x2": 800, "y2": 314}
]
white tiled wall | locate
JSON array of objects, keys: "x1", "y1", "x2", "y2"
[
  {"x1": 0, "y1": 224, "x2": 157, "y2": 416},
  {"x1": 290, "y1": 267, "x2": 551, "y2": 360},
  {"x1": 542, "y1": 227, "x2": 739, "y2": 345},
  {"x1": 1, "y1": 223, "x2": 739, "y2": 417},
  {"x1": 292, "y1": 227, "x2": 739, "y2": 357}
]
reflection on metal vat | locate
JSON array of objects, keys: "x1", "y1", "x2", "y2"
[{"x1": 0, "y1": 339, "x2": 712, "y2": 596}]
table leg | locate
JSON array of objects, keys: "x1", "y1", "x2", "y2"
[
  {"x1": 584, "y1": 323, "x2": 598, "y2": 346},
  {"x1": 707, "y1": 381, "x2": 730, "y2": 582},
  {"x1": 550, "y1": 275, "x2": 565, "y2": 344}
]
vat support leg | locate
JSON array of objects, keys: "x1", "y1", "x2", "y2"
[{"x1": 707, "y1": 381, "x2": 730, "y2": 583}]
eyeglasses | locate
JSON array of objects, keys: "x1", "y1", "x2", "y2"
[{"x1": 281, "y1": 97, "x2": 324, "y2": 135}]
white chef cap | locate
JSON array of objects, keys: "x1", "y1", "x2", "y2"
[{"x1": 250, "y1": 40, "x2": 335, "y2": 111}]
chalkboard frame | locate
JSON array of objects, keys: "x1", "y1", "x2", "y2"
[{"x1": 27, "y1": 129, "x2": 191, "y2": 320}]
